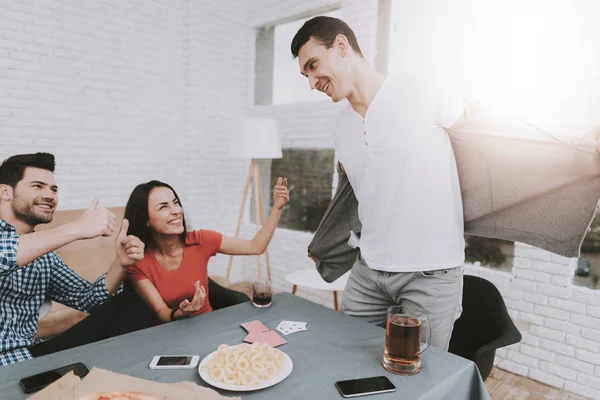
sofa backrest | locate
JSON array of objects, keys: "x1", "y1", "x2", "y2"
[{"x1": 36, "y1": 207, "x2": 125, "y2": 281}]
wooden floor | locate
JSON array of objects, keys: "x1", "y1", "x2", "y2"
[{"x1": 487, "y1": 368, "x2": 587, "y2": 399}]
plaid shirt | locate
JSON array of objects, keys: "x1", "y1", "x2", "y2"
[{"x1": 0, "y1": 219, "x2": 119, "y2": 366}]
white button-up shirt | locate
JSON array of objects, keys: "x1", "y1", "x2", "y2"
[{"x1": 332, "y1": 74, "x2": 465, "y2": 272}]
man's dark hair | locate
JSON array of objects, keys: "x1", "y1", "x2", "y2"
[
  {"x1": 0, "y1": 153, "x2": 56, "y2": 188},
  {"x1": 291, "y1": 16, "x2": 363, "y2": 59}
]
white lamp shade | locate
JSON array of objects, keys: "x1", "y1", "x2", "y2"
[{"x1": 227, "y1": 118, "x2": 283, "y2": 159}]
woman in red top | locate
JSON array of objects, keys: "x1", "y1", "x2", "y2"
[{"x1": 125, "y1": 178, "x2": 289, "y2": 323}]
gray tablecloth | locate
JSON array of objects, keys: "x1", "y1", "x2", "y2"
[{"x1": 0, "y1": 293, "x2": 490, "y2": 399}]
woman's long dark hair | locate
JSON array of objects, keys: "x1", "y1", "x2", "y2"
[{"x1": 124, "y1": 180, "x2": 188, "y2": 251}]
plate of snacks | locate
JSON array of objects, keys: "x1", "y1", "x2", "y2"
[{"x1": 198, "y1": 343, "x2": 292, "y2": 391}]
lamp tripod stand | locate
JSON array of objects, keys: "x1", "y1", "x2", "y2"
[{"x1": 225, "y1": 160, "x2": 272, "y2": 281}]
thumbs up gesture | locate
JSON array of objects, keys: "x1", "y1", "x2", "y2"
[
  {"x1": 273, "y1": 177, "x2": 290, "y2": 210},
  {"x1": 115, "y1": 218, "x2": 145, "y2": 267},
  {"x1": 72, "y1": 197, "x2": 117, "y2": 239}
]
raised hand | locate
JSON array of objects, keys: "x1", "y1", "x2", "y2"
[
  {"x1": 273, "y1": 177, "x2": 290, "y2": 210},
  {"x1": 178, "y1": 281, "x2": 207, "y2": 316},
  {"x1": 73, "y1": 198, "x2": 117, "y2": 239},
  {"x1": 115, "y1": 219, "x2": 145, "y2": 267}
]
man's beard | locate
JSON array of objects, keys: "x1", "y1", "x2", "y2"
[{"x1": 12, "y1": 194, "x2": 54, "y2": 226}]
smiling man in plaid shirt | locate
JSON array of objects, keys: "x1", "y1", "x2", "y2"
[{"x1": 0, "y1": 152, "x2": 153, "y2": 366}]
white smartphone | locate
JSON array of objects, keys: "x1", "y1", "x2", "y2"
[{"x1": 148, "y1": 355, "x2": 200, "y2": 370}]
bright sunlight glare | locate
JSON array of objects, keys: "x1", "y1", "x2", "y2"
[{"x1": 388, "y1": 0, "x2": 599, "y2": 133}]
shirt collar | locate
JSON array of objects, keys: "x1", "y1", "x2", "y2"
[{"x1": 0, "y1": 219, "x2": 16, "y2": 232}]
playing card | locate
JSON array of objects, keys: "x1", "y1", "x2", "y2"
[
  {"x1": 242, "y1": 331, "x2": 264, "y2": 343},
  {"x1": 240, "y1": 320, "x2": 270, "y2": 334},
  {"x1": 243, "y1": 330, "x2": 287, "y2": 347},
  {"x1": 279, "y1": 320, "x2": 307, "y2": 328},
  {"x1": 276, "y1": 320, "x2": 308, "y2": 335},
  {"x1": 276, "y1": 326, "x2": 305, "y2": 335}
]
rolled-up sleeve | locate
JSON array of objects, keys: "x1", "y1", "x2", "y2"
[
  {"x1": 47, "y1": 252, "x2": 122, "y2": 313},
  {"x1": 0, "y1": 232, "x2": 21, "y2": 276}
]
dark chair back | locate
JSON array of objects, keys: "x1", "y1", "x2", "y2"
[
  {"x1": 208, "y1": 278, "x2": 250, "y2": 310},
  {"x1": 123, "y1": 277, "x2": 249, "y2": 310},
  {"x1": 449, "y1": 275, "x2": 522, "y2": 380}
]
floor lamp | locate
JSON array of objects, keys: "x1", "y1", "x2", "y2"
[{"x1": 225, "y1": 118, "x2": 282, "y2": 282}]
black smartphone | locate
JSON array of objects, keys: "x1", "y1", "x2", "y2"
[
  {"x1": 20, "y1": 362, "x2": 89, "y2": 394},
  {"x1": 335, "y1": 376, "x2": 397, "y2": 398}
]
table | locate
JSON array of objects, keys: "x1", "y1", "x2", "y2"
[
  {"x1": 0, "y1": 293, "x2": 490, "y2": 400},
  {"x1": 285, "y1": 269, "x2": 350, "y2": 310}
]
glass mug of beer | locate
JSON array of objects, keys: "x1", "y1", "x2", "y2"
[
  {"x1": 382, "y1": 305, "x2": 431, "y2": 375},
  {"x1": 252, "y1": 280, "x2": 272, "y2": 308}
]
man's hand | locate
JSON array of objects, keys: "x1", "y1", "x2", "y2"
[
  {"x1": 308, "y1": 252, "x2": 317, "y2": 262},
  {"x1": 273, "y1": 177, "x2": 290, "y2": 210},
  {"x1": 115, "y1": 219, "x2": 145, "y2": 267},
  {"x1": 14, "y1": 198, "x2": 118, "y2": 267},
  {"x1": 178, "y1": 281, "x2": 206, "y2": 316},
  {"x1": 72, "y1": 198, "x2": 117, "y2": 239}
]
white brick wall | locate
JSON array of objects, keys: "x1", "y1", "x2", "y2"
[
  {"x1": 181, "y1": 0, "x2": 254, "y2": 284},
  {"x1": 0, "y1": 0, "x2": 255, "y2": 281},
  {"x1": 1, "y1": 0, "x2": 188, "y2": 209},
  {"x1": 468, "y1": 243, "x2": 600, "y2": 399}
]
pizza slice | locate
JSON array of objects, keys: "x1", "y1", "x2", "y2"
[{"x1": 76, "y1": 392, "x2": 164, "y2": 400}]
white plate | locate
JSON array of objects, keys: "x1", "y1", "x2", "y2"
[{"x1": 198, "y1": 345, "x2": 293, "y2": 392}]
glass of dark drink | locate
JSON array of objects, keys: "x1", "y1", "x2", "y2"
[
  {"x1": 252, "y1": 280, "x2": 272, "y2": 308},
  {"x1": 382, "y1": 305, "x2": 431, "y2": 375}
]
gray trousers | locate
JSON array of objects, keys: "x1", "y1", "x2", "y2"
[{"x1": 340, "y1": 254, "x2": 464, "y2": 350}]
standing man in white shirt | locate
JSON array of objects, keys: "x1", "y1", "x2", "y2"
[{"x1": 292, "y1": 16, "x2": 465, "y2": 351}]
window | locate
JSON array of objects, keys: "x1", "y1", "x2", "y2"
[
  {"x1": 252, "y1": 149, "x2": 335, "y2": 232},
  {"x1": 464, "y1": 236, "x2": 515, "y2": 273}
]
